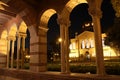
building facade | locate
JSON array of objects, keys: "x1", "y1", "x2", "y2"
[{"x1": 69, "y1": 31, "x2": 117, "y2": 61}]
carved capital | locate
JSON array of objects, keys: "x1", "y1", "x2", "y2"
[
  {"x1": 39, "y1": 26, "x2": 48, "y2": 32},
  {"x1": 7, "y1": 36, "x2": 16, "y2": 41},
  {"x1": 19, "y1": 32, "x2": 27, "y2": 38},
  {"x1": 88, "y1": 0, "x2": 102, "y2": 17},
  {"x1": 57, "y1": 18, "x2": 70, "y2": 27},
  {"x1": 89, "y1": 9, "x2": 102, "y2": 18}
]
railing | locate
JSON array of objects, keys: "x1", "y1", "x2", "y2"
[{"x1": 0, "y1": 68, "x2": 120, "y2": 80}]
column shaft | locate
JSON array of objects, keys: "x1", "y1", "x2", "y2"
[
  {"x1": 17, "y1": 36, "x2": 21, "y2": 69},
  {"x1": 21, "y1": 36, "x2": 26, "y2": 69},
  {"x1": 93, "y1": 16, "x2": 105, "y2": 75},
  {"x1": 11, "y1": 40, "x2": 15, "y2": 68},
  {"x1": 64, "y1": 26, "x2": 70, "y2": 73},
  {"x1": 7, "y1": 40, "x2": 10, "y2": 68},
  {"x1": 60, "y1": 25, "x2": 66, "y2": 73}
]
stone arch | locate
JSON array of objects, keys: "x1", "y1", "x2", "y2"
[
  {"x1": 1, "y1": 30, "x2": 8, "y2": 39},
  {"x1": 39, "y1": 9, "x2": 57, "y2": 28},
  {"x1": 58, "y1": 0, "x2": 88, "y2": 73},
  {"x1": 60, "y1": 0, "x2": 88, "y2": 21},
  {"x1": 0, "y1": 30, "x2": 8, "y2": 55},
  {"x1": 0, "y1": 30, "x2": 8, "y2": 68},
  {"x1": 8, "y1": 23, "x2": 17, "y2": 37},
  {"x1": 29, "y1": 9, "x2": 57, "y2": 72},
  {"x1": 60, "y1": 0, "x2": 105, "y2": 75},
  {"x1": 19, "y1": 21, "x2": 27, "y2": 33}
]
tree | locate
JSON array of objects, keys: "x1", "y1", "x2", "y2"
[
  {"x1": 105, "y1": 17, "x2": 120, "y2": 56},
  {"x1": 104, "y1": 0, "x2": 120, "y2": 56}
]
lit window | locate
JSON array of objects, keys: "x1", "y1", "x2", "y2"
[
  {"x1": 102, "y1": 38, "x2": 105, "y2": 46},
  {"x1": 73, "y1": 42, "x2": 76, "y2": 49},
  {"x1": 85, "y1": 39, "x2": 90, "y2": 48},
  {"x1": 81, "y1": 40, "x2": 85, "y2": 49},
  {"x1": 90, "y1": 39, "x2": 94, "y2": 48}
]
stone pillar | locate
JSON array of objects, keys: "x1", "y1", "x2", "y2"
[
  {"x1": 11, "y1": 39, "x2": 15, "y2": 68},
  {"x1": 21, "y1": 33, "x2": 26, "y2": 69},
  {"x1": 58, "y1": 17, "x2": 70, "y2": 73},
  {"x1": 0, "y1": 39, "x2": 7, "y2": 68},
  {"x1": 60, "y1": 24, "x2": 66, "y2": 73},
  {"x1": 30, "y1": 26, "x2": 48, "y2": 72},
  {"x1": 88, "y1": 0, "x2": 105, "y2": 75},
  {"x1": 0, "y1": 54, "x2": 6, "y2": 68},
  {"x1": 7, "y1": 39, "x2": 10, "y2": 68},
  {"x1": 16, "y1": 34, "x2": 21, "y2": 69},
  {"x1": 64, "y1": 25, "x2": 70, "y2": 73}
]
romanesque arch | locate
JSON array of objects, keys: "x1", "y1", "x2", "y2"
[
  {"x1": 0, "y1": 30, "x2": 8, "y2": 68},
  {"x1": 29, "y1": 9, "x2": 58, "y2": 72},
  {"x1": 58, "y1": 0, "x2": 89, "y2": 73},
  {"x1": 58, "y1": 0, "x2": 105, "y2": 75}
]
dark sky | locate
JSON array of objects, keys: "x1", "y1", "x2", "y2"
[{"x1": 47, "y1": 0, "x2": 115, "y2": 45}]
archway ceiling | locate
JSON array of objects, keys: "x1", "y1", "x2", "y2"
[{"x1": 0, "y1": 0, "x2": 51, "y2": 27}]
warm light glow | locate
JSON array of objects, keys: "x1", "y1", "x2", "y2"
[
  {"x1": 9, "y1": 24, "x2": 17, "y2": 37},
  {"x1": 40, "y1": 9, "x2": 56, "y2": 27},
  {"x1": 58, "y1": 38, "x2": 62, "y2": 42},
  {"x1": 25, "y1": 55, "x2": 30, "y2": 59},
  {"x1": 1, "y1": 30, "x2": 7, "y2": 39},
  {"x1": 69, "y1": 52, "x2": 79, "y2": 57},
  {"x1": 19, "y1": 21, "x2": 27, "y2": 33},
  {"x1": 0, "y1": 39, "x2": 7, "y2": 55},
  {"x1": 69, "y1": 31, "x2": 118, "y2": 60},
  {"x1": 85, "y1": 23, "x2": 90, "y2": 27},
  {"x1": 0, "y1": 1, "x2": 8, "y2": 10}
]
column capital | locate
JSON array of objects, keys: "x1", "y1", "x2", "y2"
[
  {"x1": 7, "y1": 36, "x2": 16, "y2": 41},
  {"x1": 89, "y1": 9, "x2": 102, "y2": 18},
  {"x1": 57, "y1": 16, "x2": 70, "y2": 27},
  {"x1": 88, "y1": 0, "x2": 102, "y2": 18},
  {"x1": 39, "y1": 26, "x2": 48, "y2": 32},
  {"x1": 19, "y1": 32, "x2": 27, "y2": 38}
]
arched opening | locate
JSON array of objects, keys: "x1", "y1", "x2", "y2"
[
  {"x1": 0, "y1": 30, "x2": 8, "y2": 54},
  {"x1": 16, "y1": 21, "x2": 30, "y2": 69},
  {"x1": 47, "y1": 14, "x2": 60, "y2": 63},
  {"x1": 69, "y1": 2, "x2": 95, "y2": 74},
  {"x1": 60, "y1": 0, "x2": 105, "y2": 75}
]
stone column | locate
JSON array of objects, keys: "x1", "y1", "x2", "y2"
[
  {"x1": 64, "y1": 25, "x2": 70, "y2": 73},
  {"x1": 88, "y1": 0, "x2": 105, "y2": 75},
  {"x1": 16, "y1": 34, "x2": 21, "y2": 69},
  {"x1": 58, "y1": 17, "x2": 70, "y2": 73},
  {"x1": 11, "y1": 39, "x2": 15, "y2": 68},
  {"x1": 60, "y1": 24, "x2": 66, "y2": 73},
  {"x1": 7, "y1": 39, "x2": 10, "y2": 68},
  {"x1": 21, "y1": 33, "x2": 26, "y2": 69},
  {"x1": 30, "y1": 26, "x2": 48, "y2": 72}
]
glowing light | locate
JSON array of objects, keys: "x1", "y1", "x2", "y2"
[
  {"x1": 25, "y1": 55, "x2": 30, "y2": 59},
  {"x1": 58, "y1": 38, "x2": 62, "y2": 42}
]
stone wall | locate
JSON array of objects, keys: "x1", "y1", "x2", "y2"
[{"x1": 0, "y1": 68, "x2": 120, "y2": 80}]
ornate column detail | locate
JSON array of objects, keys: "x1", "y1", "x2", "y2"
[
  {"x1": 57, "y1": 16, "x2": 70, "y2": 73},
  {"x1": 88, "y1": 0, "x2": 105, "y2": 75}
]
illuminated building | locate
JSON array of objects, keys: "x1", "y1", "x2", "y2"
[{"x1": 69, "y1": 31, "x2": 117, "y2": 61}]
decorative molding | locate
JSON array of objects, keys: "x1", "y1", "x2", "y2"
[{"x1": 39, "y1": 26, "x2": 48, "y2": 32}]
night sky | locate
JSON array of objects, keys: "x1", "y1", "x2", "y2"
[{"x1": 47, "y1": 0, "x2": 115, "y2": 47}]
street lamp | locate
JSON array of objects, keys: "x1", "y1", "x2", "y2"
[{"x1": 58, "y1": 38, "x2": 62, "y2": 42}]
